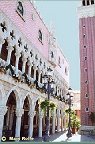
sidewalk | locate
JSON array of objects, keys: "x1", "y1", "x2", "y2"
[
  {"x1": 34, "y1": 131, "x2": 95, "y2": 142},
  {"x1": 52, "y1": 131, "x2": 95, "y2": 142}
]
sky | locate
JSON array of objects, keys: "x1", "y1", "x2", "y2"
[{"x1": 35, "y1": 0, "x2": 81, "y2": 90}]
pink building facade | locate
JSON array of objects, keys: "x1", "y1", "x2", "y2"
[
  {"x1": 78, "y1": 0, "x2": 95, "y2": 130},
  {"x1": 0, "y1": 0, "x2": 69, "y2": 141}
]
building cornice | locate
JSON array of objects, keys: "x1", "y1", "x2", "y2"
[{"x1": 78, "y1": 4, "x2": 95, "y2": 18}]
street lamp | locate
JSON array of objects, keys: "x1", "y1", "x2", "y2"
[
  {"x1": 42, "y1": 67, "x2": 54, "y2": 141},
  {"x1": 66, "y1": 87, "x2": 73, "y2": 138}
]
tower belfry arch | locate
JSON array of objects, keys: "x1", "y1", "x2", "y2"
[{"x1": 82, "y1": 0, "x2": 94, "y2": 6}]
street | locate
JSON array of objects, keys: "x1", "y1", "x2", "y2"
[{"x1": 34, "y1": 131, "x2": 95, "y2": 142}]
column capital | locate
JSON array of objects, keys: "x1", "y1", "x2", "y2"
[
  {"x1": 61, "y1": 111, "x2": 65, "y2": 118},
  {"x1": 33, "y1": 63, "x2": 37, "y2": 69},
  {"x1": 39, "y1": 111, "x2": 43, "y2": 118},
  {"x1": 7, "y1": 45, "x2": 13, "y2": 51},
  {"x1": 57, "y1": 114, "x2": 60, "y2": 117},
  {"x1": 15, "y1": 51, "x2": 21, "y2": 58},
  {"x1": 29, "y1": 110, "x2": 35, "y2": 117},
  {"x1": 38, "y1": 67, "x2": 42, "y2": 74},
  {"x1": 16, "y1": 108, "x2": 24, "y2": 117},
  {"x1": 27, "y1": 60, "x2": 32, "y2": 67},
  {"x1": 52, "y1": 113, "x2": 56, "y2": 118},
  {"x1": 61, "y1": 114, "x2": 64, "y2": 118},
  {"x1": 51, "y1": 109, "x2": 56, "y2": 117},
  {"x1": 6, "y1": 36, "x2": 12, "y2": 44},
  {"x1": 57, "y1": 109, "x2": 60, "y2": 117},
  {"x1": 22, "y1": 57, "x2": 27, "y2": 63},
  {"x1": 0, "y1": 36, "x2": 5, "y2": 44}
]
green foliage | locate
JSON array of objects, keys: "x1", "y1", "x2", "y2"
[
  {"x1": 75, "y1": 120, "x2": 81, "y2": 129},
  {"x1": 65, "y1": 109, "x2": 80, "y2": 128},
  {"x1": 40, "y1": 99, "x2": 55, "y2": 112},
  {"x1": 65, "y1": 109, "x2": 74, "y2": 114},
  {"x1": 71, "y1": 113, "x2": 80, "y2": 128},
  {"x1": 50, "y1": 102, "x2": 55, "y2": 111},
  {"x1": 40, "y1": 99, "x2": 49, "y2": 110}
]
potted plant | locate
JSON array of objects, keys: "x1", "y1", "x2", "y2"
[
  {"x1": 71, "y1": 114, "x2": 77, "y2": 134},
  {"x1": 76, "y1": 120, "x2": 80, "y2": 131},
  {"x1": 65, "y1": 109, "x2": 76, "y2": 133}
]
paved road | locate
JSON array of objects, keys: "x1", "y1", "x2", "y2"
[
  {"x1": 34, "y1": 131, "x2": 95, "y2": 142},
  {"x1": 52, "y1": 132, "x2": 95, "y2": 142},
  {"x1": 1, "y1": 132, "x2": 94, "y2": 143}
]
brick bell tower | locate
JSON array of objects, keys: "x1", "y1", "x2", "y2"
[{"x1": 78, "y1": 0, "x2": 95, "y2": 130}]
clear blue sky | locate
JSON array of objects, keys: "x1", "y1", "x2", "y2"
[{"x1": 36, "y1": 0, "x2": 81, "y2": 90}]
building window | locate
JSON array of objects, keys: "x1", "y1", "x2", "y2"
[
  {"x1": 85, "y1": 80, "x2": 88, "y2": 84},
  {"x1": 44, "y1": 62, "x2": 46, "y2": 69},
  {"x1": 84, "y1": 68, "x2": 87, "y2": 72},
  {"x1": 51, "y1": 51, "x2": 54, "y2": 58},
  {"x1": 85, "y1": 94, "x2": 88, "y2": 98},
  {"x1": 17, "y1": 1, "x2": 24, "y2": 16},
  {"x1": 31, "y1": 13, "x2": 35, "y2": 21},
  {"x1": 38, "y1": 30, "x2": 42, "y2": 42},
  {"x1": 84, "y1": 57, "x2": 87, "y2": 60},
  {"x1": 83, "y1": 34, "x2": 85, "y2": 37},
  {"x1": 85, "y1": 107, "x2": 89, "y2": 112},
  {"x1": 58, "y1": 57, "x2": 60, "y2": 66},
  {"x1": 65, "y1": 67, "x2": 68, "y2": 75},
  {"x1": 40, "y1": 58, "x2": 42, "y2": 66},
  {"x1": 35, "y1": 54, "x2": 38, "y2": 61},
  {"x1": 30, "y1": 50, "x2": 33, "y2": 57}
]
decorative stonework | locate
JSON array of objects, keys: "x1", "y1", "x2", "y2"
[
  {"x1": 16, "y1": 108, "x2": 24, "y2": 117},
  {"x1": 78, "y1": 4, "x2": 95, "y2": 18},
  {"x1": 29, "y1": 110, "x2": 35, "y2": 117},
  {"x1": 38, "y1": 110, "x2": 43, "y2": 118}
]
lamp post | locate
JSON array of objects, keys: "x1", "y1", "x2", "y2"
[
  {"x1": 42, "y1": 67, "x2": 54, "y2": 141},
  {"x1": 66, "y1": 87, "x2": 73, "y2": 138}
]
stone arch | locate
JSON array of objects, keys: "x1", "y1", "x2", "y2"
[
  {"x1": 22, "y1": 91, "x2": 32, "y2": 103},
  {"x1": 2, "y1": 91, "x2": 16, "y2": 140},
  {"x1": 6, "y1": 86, "x2": 20, "y2": 108}
]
